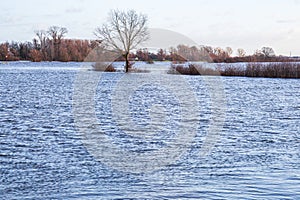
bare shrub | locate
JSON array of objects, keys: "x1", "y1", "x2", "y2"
[
  {"x1": 168, "y1": 62, "x2": 300, "y2": 78},
  {"x1": 168, "y1": 63, "x2": 219, "y2": 75},
  {"x1": 245, "y1": 63, "x2": 300, "y2": 78},
  {"x1": 219, "y1": 64, "x2": 245, "y2": 76},
  {"x1": 92, "y1": 62, "x2": 116, "y2": 72},
  {"x1": 128, "y1": 68, "x2": 150, "y2": 73}
]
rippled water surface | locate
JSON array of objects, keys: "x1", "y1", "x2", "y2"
[{"x1": 1, "y1": 62, "x2": 300, "y2": 199}]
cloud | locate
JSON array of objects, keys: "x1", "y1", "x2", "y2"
[
  {"x1": 0, "y1": 15, "x2": 31, "y2": 27},
  {"x1": 276, "y1": 19, "x2": 298, "y2": 24},
  {"x1": 2, "y1": 16, "x2": 20, "y2": 24},
  {"x1": 65, "y1": 8, "x2": 83, "y2": 13}
]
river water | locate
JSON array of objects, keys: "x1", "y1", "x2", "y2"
[{"x1": 1, "y1": 62, "x2": 300, "y2": 199}]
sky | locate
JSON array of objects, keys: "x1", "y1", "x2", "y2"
[{"x1": 1, "y1": 0, "x2": 300, "y2": 56}]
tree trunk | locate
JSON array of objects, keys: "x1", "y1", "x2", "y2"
[{"x1": 125, "y1": 52, "x2": 129, "y2": 73}]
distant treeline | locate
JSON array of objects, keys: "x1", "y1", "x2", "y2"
[
  {"x1": 0, "y1": 26, "x2": 100, "y2": 62},
  {"x1": 0, "y1": 26, "x2": 299, "y2": 63}
]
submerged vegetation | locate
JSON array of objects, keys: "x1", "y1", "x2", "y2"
[
  {"x1": 169, "y1": 62, "x2": 300, "y2": 79},
  {"x1": 168, "y1": 63, "x2": 219, "y2": 76},
  {"x1": 94, "y1": 10, "x2": 149, "y2": 73},
  {"x1": 92, "y1": 62, "x2": 150, "y2": 73},
  {"x1": 244, "y1": 63, "x2": 300, "y2": 78},
  {"x1": 92, "y1": 62, "x2": 116, "y2": 72}
]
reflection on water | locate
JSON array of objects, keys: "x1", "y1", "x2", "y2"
[{"x1": 0, "y1": 62, "x2": 300, "y2": 199}]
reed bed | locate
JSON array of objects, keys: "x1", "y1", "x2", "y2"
[{"x1": 169, "y1": 62, "x2": 300, "y2": 78}]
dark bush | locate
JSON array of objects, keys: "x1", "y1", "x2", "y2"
[
  {"x1": 245, "y1": 63, "x2": 300, "y2": 78},
  {"x1": 92, "y1": 62, "x2": 116, "y2": 72},
  {"x1": 168, "y1": 63, "x2": 219, "y2": 75},
  {"x1": 168, "y1": 62, "x2": 300, "y2": 78}
]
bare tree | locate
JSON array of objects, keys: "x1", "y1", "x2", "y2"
[
  {"x1": 48, "y1": 26, "x2": 68, "y2": 41},
  {"x1": 214, "y1": 47, "x2": 226, "y2": 58},
  {"x1": 47, "y1": 26, "x2": 68, "y2": 60},
  {"x1": 0, "y1": 43, "x2": 9, "y2": 60},
  {"x1": 261, "y1": 47, "x2": 275, "y2": 57},
  {"x1": 157, "y1": 48, "x2": 166, "y2": 61},
  {"x1": 35, "y1": 30, "x2": 47, "y2": 48},
  {"x1": 237, "y1": 48, "x2": 246, "y2": 57},
  {"x1": 226, "y1": 47, "x2": 233, "y2": 57},
  {"x1": 34, "y1": 30, "x2": 48, "y2": 59},
  {"x1": 95, "y1": 10, "x2": 149, "y2": 72}
]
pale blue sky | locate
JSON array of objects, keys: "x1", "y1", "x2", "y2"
[{"x1": 1, "y1": 0, "x2": 300, "y2": 55}]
